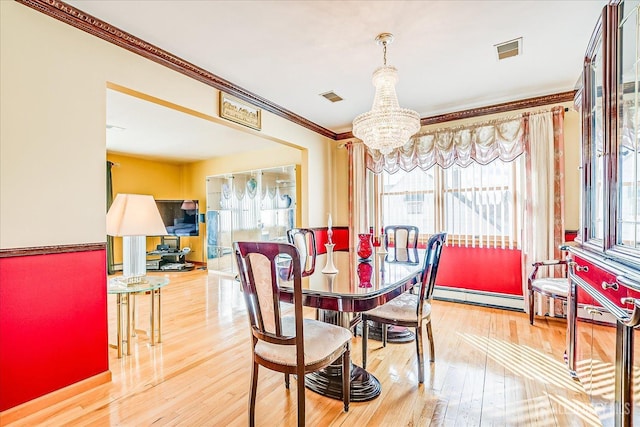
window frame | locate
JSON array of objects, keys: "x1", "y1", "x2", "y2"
[{"x1": 372, "y1": 158, "x2": 522, "y2": 248}]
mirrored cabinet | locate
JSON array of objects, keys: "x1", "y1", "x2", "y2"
[
  {"x1": 615, "y1": 0, "x2": 640, "y2": 256},
  {"x1": 568, "y1": 2, "x2": 640, "y2": 425},
  {"x1": 205, "y1": 165, "x2": 297, "y2": 274}
]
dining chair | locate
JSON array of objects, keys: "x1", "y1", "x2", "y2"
[
  {"x1": 384, "y1": 225, "x2": 419, "y2": 249},
  {"x1": 233, "y1": 241, "x2": 351, "y2": 426},
  {"x1": 527, "y1": 246, "x2": 571, "y2": 325},
  {"x1": 286, "y1": 228, "x2": 317, "y2": 276},
  {"x1": 361, "y1": 232, "x2": 447, "y2": 384}
]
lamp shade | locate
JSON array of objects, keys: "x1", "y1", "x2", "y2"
[
  {"x1": 106, "y1": 194, "x2": 168, "y2": 237},
  {"x1": 180, "y1": 200, "x2": 197, "y2": 210}
]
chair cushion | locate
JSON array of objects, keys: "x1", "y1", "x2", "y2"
[
  {"x1": 365, "y1": 292, "x2": 431, "y2": 323},
  {"x1": 531, "y1": 278, "x2": 569, "y2": 298},
  {"x1": 255, "y1": 317, "x2": 352, "y2": 366}
]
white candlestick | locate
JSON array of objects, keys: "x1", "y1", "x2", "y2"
[{"x1": 322, "y1": 243, "x2": 338, "y2": 274}]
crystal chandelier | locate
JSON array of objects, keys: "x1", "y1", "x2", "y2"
[{"x1": 352, "y1": 33, "x2": 421, "y2": 155}]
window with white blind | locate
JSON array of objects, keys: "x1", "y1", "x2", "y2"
[{"x1": 373, "y1": 158, "x2": 523, "y2": 249}]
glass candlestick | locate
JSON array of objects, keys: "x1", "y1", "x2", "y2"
[
  {"x1": 322, "y1": 243, "x2": 338, "y2": 274},
  {"x1": 376, "y1": 233, "x2": 387, "y2": 254}
]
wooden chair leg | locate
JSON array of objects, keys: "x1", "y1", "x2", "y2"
[
  {"x1": 297, "y1": 367, "x2": 305, "y2": 426},
  {"x1": 426, "y1": 321, "x2": 435, "y2": 362},
  {"x1": 529, "y1": 288, "x2": 535, "y2": 325},
  {"x1": 382, "y1": 323, "x2": 388, "y2": 347},
  {"x1": 285, "y1": 373, "x2": 290, "y2": 389},
  {"x1": 342, "y1": 346, "x2": 351, "y2": 412},
  {"x1": 249, "y1": 361, "x2": 259, "y2": 427},
  {"x1": 416, "y1": 324, "x2": 424, "y2": 384},
  {"x1": 362, "y1": 317, "x2": 369, "y2": 369}
]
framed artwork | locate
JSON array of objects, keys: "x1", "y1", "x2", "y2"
[{"x1": 219, "y1": 92, "x2": 261, "y2": 130}]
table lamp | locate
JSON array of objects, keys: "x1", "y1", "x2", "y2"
[{"x1": 106, "y1": 194, "x2": 168, "y2": 284}]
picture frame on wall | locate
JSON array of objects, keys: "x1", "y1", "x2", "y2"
[{"x1": 219, "y1": 92, "x2": 261, "y2": 130}]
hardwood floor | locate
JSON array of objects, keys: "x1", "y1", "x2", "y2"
[{"x1": 8, "y1": 270, "x2": 602, "y2": 426}]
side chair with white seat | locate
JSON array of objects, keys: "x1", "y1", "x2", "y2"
[
  {"x1": 233, "y1": 241, "x2": 351, "y2": 426},
  {"x1": 527, "y1": 252, "x2": 571, "y2": 325},
  {"x1": 361, "y1": 232, "x2": 447, "y2": 384}
]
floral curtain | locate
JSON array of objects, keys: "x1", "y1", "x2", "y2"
[
  {"x1": 522, "y1": 107, "x2": 566, "y2": 317},
  {"x1": 365, "y1": 115, "x2": 525, "y2": 173}
]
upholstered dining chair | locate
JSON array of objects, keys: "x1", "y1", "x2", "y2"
[
  {"x1": 286, "y1": 228, "x2": 317, "y2": 276},
  {"x1": 384, "y1": 225, "x2": 419, "y2": 249},
  {"x1": 527, "y1": 249, "x2": 571, "y2": 325},
  {"x1": 361, "y1": 232, "x2": 447, "y2": 384},
  {"x1": 233, "y1": 241, "x2": 351, "y2": 426}
]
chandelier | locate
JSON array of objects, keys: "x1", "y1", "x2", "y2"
[{"x1": 352, "y1": 33, "x2": 421, "y2": 155}]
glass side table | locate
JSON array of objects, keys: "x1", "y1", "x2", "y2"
[{"x1": 107, "y1": 276, "x2": 170, "y2": 358}]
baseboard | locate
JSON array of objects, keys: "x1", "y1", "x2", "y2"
[
  {"x1": 433, "y1": 286, "x2": 524, "y2": 311},
  {"x1": 0, "y1": 370, "x2": 111, "y2": 425}
]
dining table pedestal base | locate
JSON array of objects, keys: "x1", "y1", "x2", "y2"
[
  {"x1": 305, "y1": 363, "x2": 380, "y2": 402},
  {"x1": 365, "y1": 321, "x2": 415, "y2": 343},
  {"x1": 309, "y1": 308, "x2": 381, "y2": 401}
]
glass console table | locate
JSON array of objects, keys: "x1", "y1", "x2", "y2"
[{"x1": 107, "y1": 276, "x2": 170, "y2": 358}]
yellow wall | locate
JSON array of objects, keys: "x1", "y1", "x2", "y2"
[
  {"x1": 107, "y1": 153, "x2": 187, "y2": 262},
  {"x1": 1, "y1": 2, "x2": 332, "y2": 251},
  {"x1": 109, "y1": 142, "x2": 305, "y2": 263}
]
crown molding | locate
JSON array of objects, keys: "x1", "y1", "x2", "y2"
[
  {"x1": 336, "y1": 90, "x2": 577, "y2": 140},
  {"x1": 15, "y1": 0, "x2": 578, "y2": 144},
  {"x1": 16, "y1": 0, "x2": 337, "y2": 140}
]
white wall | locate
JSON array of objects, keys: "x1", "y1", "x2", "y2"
[{"x1": 0, "y1": 2, "x2": 333, "y2": 249}]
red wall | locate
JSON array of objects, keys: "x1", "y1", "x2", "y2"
[
  {"x1": 313, "y1": 227, "x2": 350, "y2": 253},
  {"x1": 0, "y1": 250, "x2": 108, "y2": 411},
  {"x1": 436, "y1": 245, "x2": 523, "y2": 296}
]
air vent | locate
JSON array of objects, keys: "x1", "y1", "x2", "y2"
[
  {"x1": 495, "y1": 38, "x2": 522, "y2": 60},
  {"x1": 320, "y1": 91, "x2": 344, "y2": 103}
]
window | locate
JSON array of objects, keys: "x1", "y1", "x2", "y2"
[{"x1": 373, "y1": 158, "x2": 522, "y2": 248}]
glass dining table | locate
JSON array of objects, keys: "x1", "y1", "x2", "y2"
[{"x1": 279, "y1": 247, "x2": 425, "y2": 402}]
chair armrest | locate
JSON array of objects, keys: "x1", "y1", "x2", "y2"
[
  {"x1": 528, "y1": 259, "x2": 569, "y2": 286},
  {"x1": 535, "y1": 259, "x2": 568, "y2": 267}
]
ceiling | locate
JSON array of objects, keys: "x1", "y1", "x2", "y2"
[
  {"x1": 106, "y1": 90, "x2": 282, "y2": 162},
  {"x1": 64, "y1": 0, "x2": 606, "y2": 163}
]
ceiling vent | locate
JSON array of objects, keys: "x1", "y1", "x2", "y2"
[
  {"x1": 495, "y1": 38, "x2": 522, "y2": 60},
  {"x1": 320, "y1": 91, "x2": 344, "y2": 103}
]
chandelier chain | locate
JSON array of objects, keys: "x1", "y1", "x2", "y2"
[{"x1": 382, "y1": 41, "x2": 387, "y2": 66}]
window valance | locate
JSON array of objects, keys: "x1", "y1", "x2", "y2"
[{"x1": 365, "y1": 115, "x2": 525, "y2": 173}]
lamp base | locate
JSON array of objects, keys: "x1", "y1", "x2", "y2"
[{"x1": 123, "y1": 235, "x2": 148, "y2": 283}]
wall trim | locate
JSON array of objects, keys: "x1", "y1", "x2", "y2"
[
  {"x1": 17, "y1": 0, "x2": 577, "y2": 144},
  {"x1": 433, "y1": 286, "x2": 525, "y2": 311},
  {"x1": 336, "y1": 91, "x2": 577, "y2": 140},
  {"x1": 0, "y1": 243, "x2": 106, "y2": 258},
  {"x1": 0, "y1": 370, "x2": 111, "y2": 424}
]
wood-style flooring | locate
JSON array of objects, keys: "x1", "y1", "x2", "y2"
[{"x1": 7, "y1": 270, "x2": 603, "y2": 426}]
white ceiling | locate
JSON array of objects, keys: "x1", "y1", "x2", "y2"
[
  {"x1": 66, "y1": 0, "x2": 606, "y2": 162},
  {"x1": 106, "y1": 90, "x2": 282, "y2": 163}
]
